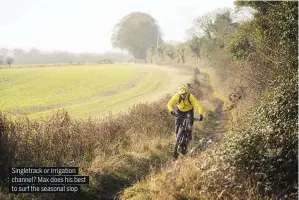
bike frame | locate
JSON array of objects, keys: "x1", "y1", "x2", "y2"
[{"x1": 173, "y1": 113, "x2": 201, "y2": 159}]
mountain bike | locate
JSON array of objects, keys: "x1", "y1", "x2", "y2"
[{"x1": 173, "y1": 113, "x2": 202, "y2": 159}]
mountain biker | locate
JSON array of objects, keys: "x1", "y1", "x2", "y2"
[{"x1": 167, "y1": 84, "x2": 203, "y2": 141}]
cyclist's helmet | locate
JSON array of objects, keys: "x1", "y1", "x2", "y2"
[{"x1": 178, "y1": 84, "x2": 188, "y2": 94}]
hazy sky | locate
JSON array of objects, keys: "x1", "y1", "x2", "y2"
[{"x1": 0, "y1": 0, "x2": 237, "y2": 53}]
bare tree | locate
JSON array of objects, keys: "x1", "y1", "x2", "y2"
[
  {"x1": 6, "y1": 57, "x2": 13, "y2": 67},
  {"x1": 188, "y1": 8, "x2": 231, "y2": 38}
]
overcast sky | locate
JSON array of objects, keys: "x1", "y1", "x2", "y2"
[{"x1": 0, "y1": 0, "x2": 237, "y2": 53}]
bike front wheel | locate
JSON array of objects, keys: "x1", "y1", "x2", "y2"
[
  {"x1": 174, "y1": 128, "x2": 184, "y2": 159},
  {"x1": 181, "y1": 135, "x2": 188, "y2": 155}
]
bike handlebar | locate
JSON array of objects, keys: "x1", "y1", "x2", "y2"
[{"x1": 173, "y1": 113, "x2": 202, "y2": 121}]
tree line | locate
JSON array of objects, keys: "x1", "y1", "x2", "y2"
[
  {"x1": 111, "y1": 8, "x2": 242, "y2": 64},
  {"x1": 0, "y1": 48, "x2": 131, "y2": 66}
]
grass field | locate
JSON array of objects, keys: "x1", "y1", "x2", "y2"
[{"x1": 0, "y1": 64, "x2": 191, "y2": 119}]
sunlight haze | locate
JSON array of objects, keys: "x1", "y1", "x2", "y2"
[{"x1": 0, "y1": 0, "x2": 235, "y2": 53}]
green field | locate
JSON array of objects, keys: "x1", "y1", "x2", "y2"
[{"x1": 0, "y1": 64, "x2": 191, "y2": 119}]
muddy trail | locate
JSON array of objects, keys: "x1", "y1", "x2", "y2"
[{"x1": 185, "y1": 70, "x2": 227, "y2": 158}]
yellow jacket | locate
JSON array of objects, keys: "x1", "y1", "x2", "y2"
[{"x1": 167, "y1": 93, "x2": 203, "y2": 114}]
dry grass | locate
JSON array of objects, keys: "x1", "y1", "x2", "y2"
[
  {"x1": 120, "y1": 133, "x2": 284, "y2": 200},
  {"x1": 0, "y1": 93, "x2": 179, "y2": 200}
]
